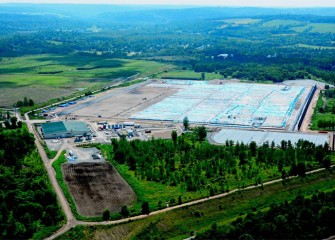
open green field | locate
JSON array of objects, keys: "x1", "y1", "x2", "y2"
[
  {"x1": 56, "y1": 171, "x2": 335, "y2": 240},
  {"x1": 291, "y1": 23, "x2": 335, "y2": 34},
  {"x1": 156, "y1": 69, "x2": 222, "y2": 80},
  {"x1": 311, "y1": 90, "x2": 335, "y2": 130},
  {"x1": 222, "y1": 18, "x2": 261, "y2": 25},
  {"x1": 297, "y1": 43, "x2": 335, "y2": 50},
  {"x1": 0, "y1": 54, "x2": 174, "y2": 106},
  {"x1": 263, "y1": 20, "x2": 302, "y2": 27}
]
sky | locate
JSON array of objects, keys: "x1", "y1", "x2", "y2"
[{"x1": 0, "y1": 0, "x2": 334, "y2": 7}]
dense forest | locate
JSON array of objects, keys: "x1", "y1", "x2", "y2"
[
  {"x1": 0, "y1": 5, "x2": 335, "y2": 83},
  {"x1": 108, "y1": 130, "x2": 331, "y2": 195},
  {"x1": 0, "y1": 125, "x2": 64, "y2": 239},
  {"x1": 197, "y1": 190, "x2": 335, "y2": 239}
]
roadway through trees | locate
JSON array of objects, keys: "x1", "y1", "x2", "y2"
[{"x1": 24, "y1": 111, "x2": 334, "y2": 240}]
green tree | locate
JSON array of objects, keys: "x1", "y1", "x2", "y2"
[
  {"x1": 141, "y1": 202, "x2": 150, "y2": 215},
  {"x1": 250, "y1": 141, "x2": 257, "y2": 157},
  {"x1": 197, "y1": 126, "x2": 207, "y2": 141},
  {"x1": 322, "y1": 155, "x2": 331, "y2": 170},
  {"x1": 102, "y1": 209, "x2": 110, "y2": 221},
  {"x1": 171, "y1": 130, "x2": 177, "y2": 144},
  {"x1": 23, "y1": 97, "x2": 29, "y2": 107},
  {"x1": 178, "y1": 195, "x2": 182, "y2": 205},
  {"x1": 10, "y1": 117, "x2": 17, "y2": 129},
  {"x1": 16, "y1": 100, "x2": 23, "y2": 107},
  {"x1": 183, "y1": 116, "x2": 189, "y2": 130},
  {"x1": 120, "y1": 205, "x2": 129, "y2": 217},
  {"x1": 28, "y1": 99, "x2": 34, "y2": 107},
  {"x1": 201, "y1": 72, "x2": 205, "y2": 80}
]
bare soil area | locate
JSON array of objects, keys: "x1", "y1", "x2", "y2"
[
  {"x1": 300, "y1": 89, "x2": 320, "y2": 132},
  {"x1": 62, "y1": 162, "x2": 137, "y2": 217},
  {"x1": 72, "y1": 85, "x2": 178, "y2": 119}
]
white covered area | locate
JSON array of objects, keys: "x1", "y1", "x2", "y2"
[
  {"x1": 132, "y1": 81, "x2": 309, "y2": 129},
  {"x1": 212, "y1": 129, "x2": 329, "y2": 146}
]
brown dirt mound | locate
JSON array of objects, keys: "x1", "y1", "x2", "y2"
[{"x1": 62, "y1": 162, "x2": 137, "y2": 217}]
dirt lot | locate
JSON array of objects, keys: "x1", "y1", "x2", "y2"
[
  {"x1": 300, "y1": 89, "x2": 320, "y2": 132},
  {"x1": 62, "y1": 162, "x2": 137, "y2": 217},
  {"x1": 71, "y1": 85, "x2": 178, "y2": 119}
]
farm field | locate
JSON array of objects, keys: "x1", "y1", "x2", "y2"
[
  {"x1": 56, "y1": 171, "x2": 335, "y2": 240},
  {"x1": 0, "y1": 54, "x2": 174, "y2": 106},
  {"x1": 156, "y1": 69, "x2": 222, "y2": 80},
  {"x1": 262, "y1": 19, "x2": 303, "y2": 27},
  {"x1": 291, "y1": 23, "x2": 335, "y2": 33},
  {"x1": 297, "y1": 43, "x2": 335, "y2": 50},
  {"x1": 221, "y1": 18, "x2": 261, "y2": 25},
  {"x1": 62, "y1": 162, "x2": 137, "y2": 217}
]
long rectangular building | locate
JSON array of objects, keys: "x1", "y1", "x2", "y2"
[{"x1": 41, "y1": 121, "x2": 90, "y2": 139}]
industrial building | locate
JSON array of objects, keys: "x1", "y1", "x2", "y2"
[{"x1": 41, "y1": 121, "x2": 90, "y2": 139}]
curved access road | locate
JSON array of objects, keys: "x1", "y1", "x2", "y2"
[
  {"x1": 25, "y1": 113, "x2": 334, "y2": 239},
  {"x1": 24, "y1": 113, "x2": 78, "y2": 240}
]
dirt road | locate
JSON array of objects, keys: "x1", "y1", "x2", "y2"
[
  {"x1": 24, "y1": 113, "x2": 78, "y2": 239},
  {"x1": 24, "y1": 114, "x2": 333, "y2": 240},
  {"x1": 300, "y1": 88, "x2": 320, "y2": 132}
]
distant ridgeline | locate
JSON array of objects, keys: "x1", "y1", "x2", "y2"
[{"x1": 0, "y1": 5, "x2": 334, "y2": 83}]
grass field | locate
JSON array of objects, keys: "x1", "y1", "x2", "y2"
[
  {"x1": 291, "y1": 23, "x2": 335, "y2": 34},
  {"x1": 156, "y1": 69, "x2": 222, "y2": 80},
  {"x1": 297, "y1": 43, "x2": 335, "y2": 50},
  {"x1": 56, "y1": 170, "x2": 335, "y2": 240},
  {"x1": 0, "y1": 54, "x2": 174, "y2": 106},
  {"x1": 263, "y1": 20, "x2": 302, "y2": 27},
  {"x1": 310, "y1": 91, "x2": 335, "y2": 130},
  {"x1": 222, "y1": 18, "x2": 261, "y2": 25}
]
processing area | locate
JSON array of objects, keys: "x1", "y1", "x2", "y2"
[
  {"x1": 131, "y1": 80, "x2": 314, "y2": 131},
  {"x1": 48, "y1": 79, "x2": 329, "y2": 147}
]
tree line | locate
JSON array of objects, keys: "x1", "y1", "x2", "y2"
[
  {"x1": 197, "y1": 190, "x2": 335, "y2": 239},
  {"x1": 108, "y1": 131, "x2": 331, "y2": 195},
  {"x1": 15, "y1": 97, "x2": 34, "y2": 108},
  {"x1": 0, "y1": 126, "x2": 64, "y2": 239}
]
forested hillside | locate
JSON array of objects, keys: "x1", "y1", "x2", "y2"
[
  {"x1": 0, "y1": 5, "x2": 334, "y2": 84},
  {"x1": 197, "y1": 191, "x2": 335, "y2": 239},
  {"x1": 0, "y1": 125, "x2": 64, "y2": 239}
]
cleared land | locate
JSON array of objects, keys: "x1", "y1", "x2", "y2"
[
  {"x1": 291, "y1": 23, "x2": 335, "y2": 34},
  {"x1": 62, "y1": 80, "x2": 313, "y2": 131},
  {"x1": 67, "y1": 84, "x2": 178, "y2": 119},
  {"x1": 263, "y1": 20, "x2": 302, "y2": 27},
  {"x1": 222, "y1": 18, "x2": 261, "y2": 25},
  {"x1": 62, "y1": 162, "x2": 137, "y2": 217},
  {"x1": 0, "y1": 54, "x2": 173, "y2": 106}
]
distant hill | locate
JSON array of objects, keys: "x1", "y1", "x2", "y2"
[{"x1": 0, "y1": 4, "x2": 335, "y2": 22}]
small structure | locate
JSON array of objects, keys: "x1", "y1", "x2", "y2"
[
  {"x1": 41, "y1": 121, "x2": 90, "y2": 139},
  {"x1": 111, "y1": 124, "x2": 124, "y2": 129},
  {"x1": 126, "y1": 129, "x2": 134, "y2": 137},
  {"x1": 124, "y1": 122, "x2": 135, "y2": 127},
  {"x1": 218, "y1": 53, "x2": 229, "y2": 59}
]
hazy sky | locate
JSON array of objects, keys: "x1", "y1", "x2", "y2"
[{"x1": 0, "y1": 0, "x2": 334, "y2": 7}]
